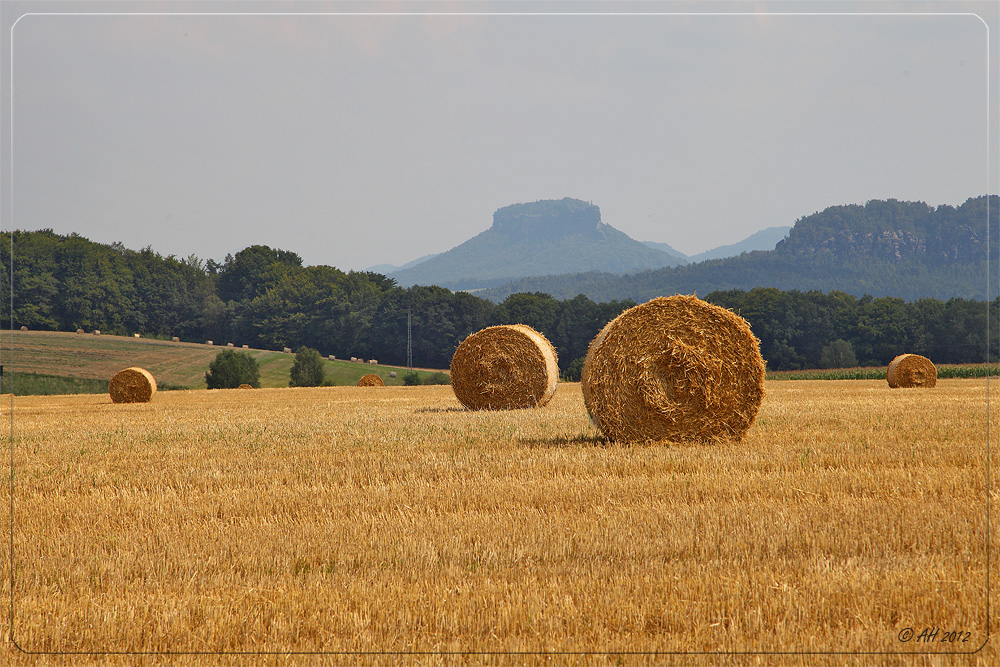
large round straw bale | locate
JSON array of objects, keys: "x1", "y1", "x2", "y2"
[
  {"x1": 450, "y1": 324, "x2": 559, "y2": 410},
  {"x1": 109, "y1": 367, "x2": 157, "y2": 404},
  {"x1": 887, "y1": 354, "x2": 937, "y2": 388},
  {"x1": 358, "y1": 374, "x2": 384, "y2": 387},
  {"x1": 581, "y1": 295, "x2": 765, "y2": 443},
  {"x1": 238, "y1": 383, "x2": 254, "y2": 389}
]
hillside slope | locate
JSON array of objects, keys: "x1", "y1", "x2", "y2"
[{"x1": 5, "y1": 330, "x2": 446, "y2": 391}]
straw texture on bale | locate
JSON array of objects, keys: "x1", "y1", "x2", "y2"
[
  {"x1": 358, "y1": 374, "x2": 384, "y2": 387},
  {"x1": 887, "y1": 354, "x2": 937, "y2": 388},
  {"x1": 109, "y1": 367, "x2": 157, "y2": 404},
  {"x1": 450, "y1": 324, "x2": 559, "y2": 411},
  {"x1": 581, "y1": 294, "x2": 765, "y2": 443}
]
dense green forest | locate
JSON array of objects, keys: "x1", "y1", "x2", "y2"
[
  {"x1": 1, "y1": 230, "x2": 996, "y2": 375},
  {"x1": 479, "y1": 195, "x2": 1000, "y2": 303}
]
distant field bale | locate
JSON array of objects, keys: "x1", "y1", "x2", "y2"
[
  {"x1": 242, "y1": 344, "x2": 249, "y2": 349},
  {"x1": 369, "y1": 359, "x2": 378, "y2": 365},
  {"x1": 20, "y1": 326, "x2": 27, "y2": 331},
  {"x1": 887, "y1": 354, "x2": 937, "y2": 388},
  {"x1": 109, "y1": 367, "x2": 157, "y2": 404},
  {"x1": 93, "y1": 330, "x2": 101, "y2": 336},
  {"x1": 237, "y1": 383, "x2": 254, "y2": 389},
  {"x1": 350, "y1": 357, "x2": 357, "y2": 362},
  {"x1": 227, "y1": 343, "x2": 235, "y2": 348},
  {"x1": 284, "y1": 347, "x2": 292, "y2": 354},
  {"x1": 389, "y1": 371, "x2": 397, "y2": 378},
  {"x1": 450, "y1": 324, "x2": 558, "y2": 411},
  {"x1": 358, "y1": 374, "x2": 384, "y2": 387},
  {"x1": 582, "y1": 294, "x2": 765, "y2": 444},
  {"x1": 328, "y1": 355, "x2": 336, "y2": 361},
  {"x1": 77, "y1": 329, "x2": 85, "y2": 334},
  {"x1": 133, "y1": 333, "x2": 140, "y2": 338},
  {"x1": 171, "y1": 336, "x2": 180, "y2": 342},
  {"x1": 207, "y1": 340, "x2": 214, "y2": 345}
]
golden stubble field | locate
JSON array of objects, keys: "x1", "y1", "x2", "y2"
[{"x1": 0, "y1": 380, "x2": 996, "y2": 666}]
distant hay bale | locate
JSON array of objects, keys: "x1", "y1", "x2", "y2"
[
  {"x1": 350, "y1": 357, "x2": 357, "y2": 362},
  {"x1": 283, "y1": 347, "x2": 292, "y2": 354},
  {"x1": 887, "y1": 354, "x2": 937, "y2": 388},
  {"x1": 207, "y1": 340, "x2": 214, "y2": 346},
  {"x1": 109, "y1": 367, "x2": 157, "y2": 404},
  {"x1": 369, "y1": 359, "x2": 378, "y2": 365},
  {"x1": 133, "y1": 333, "x2": 140, "y2": 338},
  {"x1": 389, "y1": 371, "x2": 398, "y2": 378},
  {"x1": 358, "y1": 374, "x2": 384, "y2": 387},
  {"x1": 242, "y1": 344, "x2": 249, "y2": 349},
  {"x1": 329, "y1": 355, "x2": 336, "y2": 361},
  {"x1": 93, "y1": 330, "x2": 101, "y2": 335},
  {"x1": 77, "y1": 329, "x2": 84, "y2": 334},
  {"x1": 20, "y1": 326, "x2": 27, "y2": 331},
  {"x1": 171, "y1": 336, "x2": 180, "y2": 342},
  {"x1": 581, "y1": 294, "x2": 765, "y2": 444},
  {"x1": 450, "y1": 324, "x2": 559, "y2": 411},
  {"x1": 237, "y1": 383, "x2": 253, "y2": 389},
  {"x1": 227, "y1": 342, "x2": 235, "y2": 348}
]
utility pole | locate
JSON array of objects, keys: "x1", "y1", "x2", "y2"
[{"x1": 406, "y1": 308, "x2": 412, "y2": 370}]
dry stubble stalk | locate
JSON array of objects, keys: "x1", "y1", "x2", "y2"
[
  {"x1": 581, "y1": 294, "x2": 765, "y2": 443},
  {"x1": 450, "y1": 324, "x2": 558, "y2": 410},
  {"x1": 886, "y1": 353, "x2": 937, "y2": 388}
]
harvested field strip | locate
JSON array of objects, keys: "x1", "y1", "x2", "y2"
[
  {"x1": 0, "y1": 381, "x2": 995, "y2": 665},
  {"x1": 1, "y1": 330, "x2": 446, "y2": 391}
]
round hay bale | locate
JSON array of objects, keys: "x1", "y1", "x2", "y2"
[
  {"x1": 389, "y1": 371, "x2": 398, "y2": 378},
  {"x1": 77, "y1": 329, "x2": 85, "y2": 334},
  {"x1": 171, "y1": 336, "x2": 180, "y2": 342},
  {"x1": 887, "y1": 354, "x2": 937, "y2": 388},
  {"x1": 581, "y1": 294, "x2": 765, "y2": 443},
  {"x1": 20, "y1": 326, "x2": 27, "y2": 331},
  {"x1": 450, "y1": 324, "x2": 559, "y2": 410},
  {"x1": 109, "y1": 367, "x2": 157, "y2": 404},
  {"x1": 237, "y1": 383, "x2": 254, "y2": 389},
  {"x1": 358, "y1": 374, "x2": 384, "y2": 387}
]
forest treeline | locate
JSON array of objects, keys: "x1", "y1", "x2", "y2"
[{"x1": 2, "y1": 230, "x2": 996, "y2": 374}]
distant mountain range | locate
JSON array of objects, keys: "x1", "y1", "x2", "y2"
[
  {"x1": 369, "y1": 198, "x2": 789, "y2": 289},
  {"x1": 476, "y1": 195, "x2": 998, "y2": 303}
]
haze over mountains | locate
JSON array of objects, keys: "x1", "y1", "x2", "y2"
[{"x1": 371, "y1": 198, "x2": 790, "y2": 290}]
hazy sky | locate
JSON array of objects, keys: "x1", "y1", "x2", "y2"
[{"x1": 2, "y1": 0, "x2": 998, "y2": 271}]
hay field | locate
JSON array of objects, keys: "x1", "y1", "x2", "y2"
[{"x1": 0, "y1": 380, "x2": 996, "y2": 666}]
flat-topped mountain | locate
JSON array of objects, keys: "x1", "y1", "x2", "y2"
[{"x1": 388, "y1": 198, "x2": 684, "y2": 289}]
